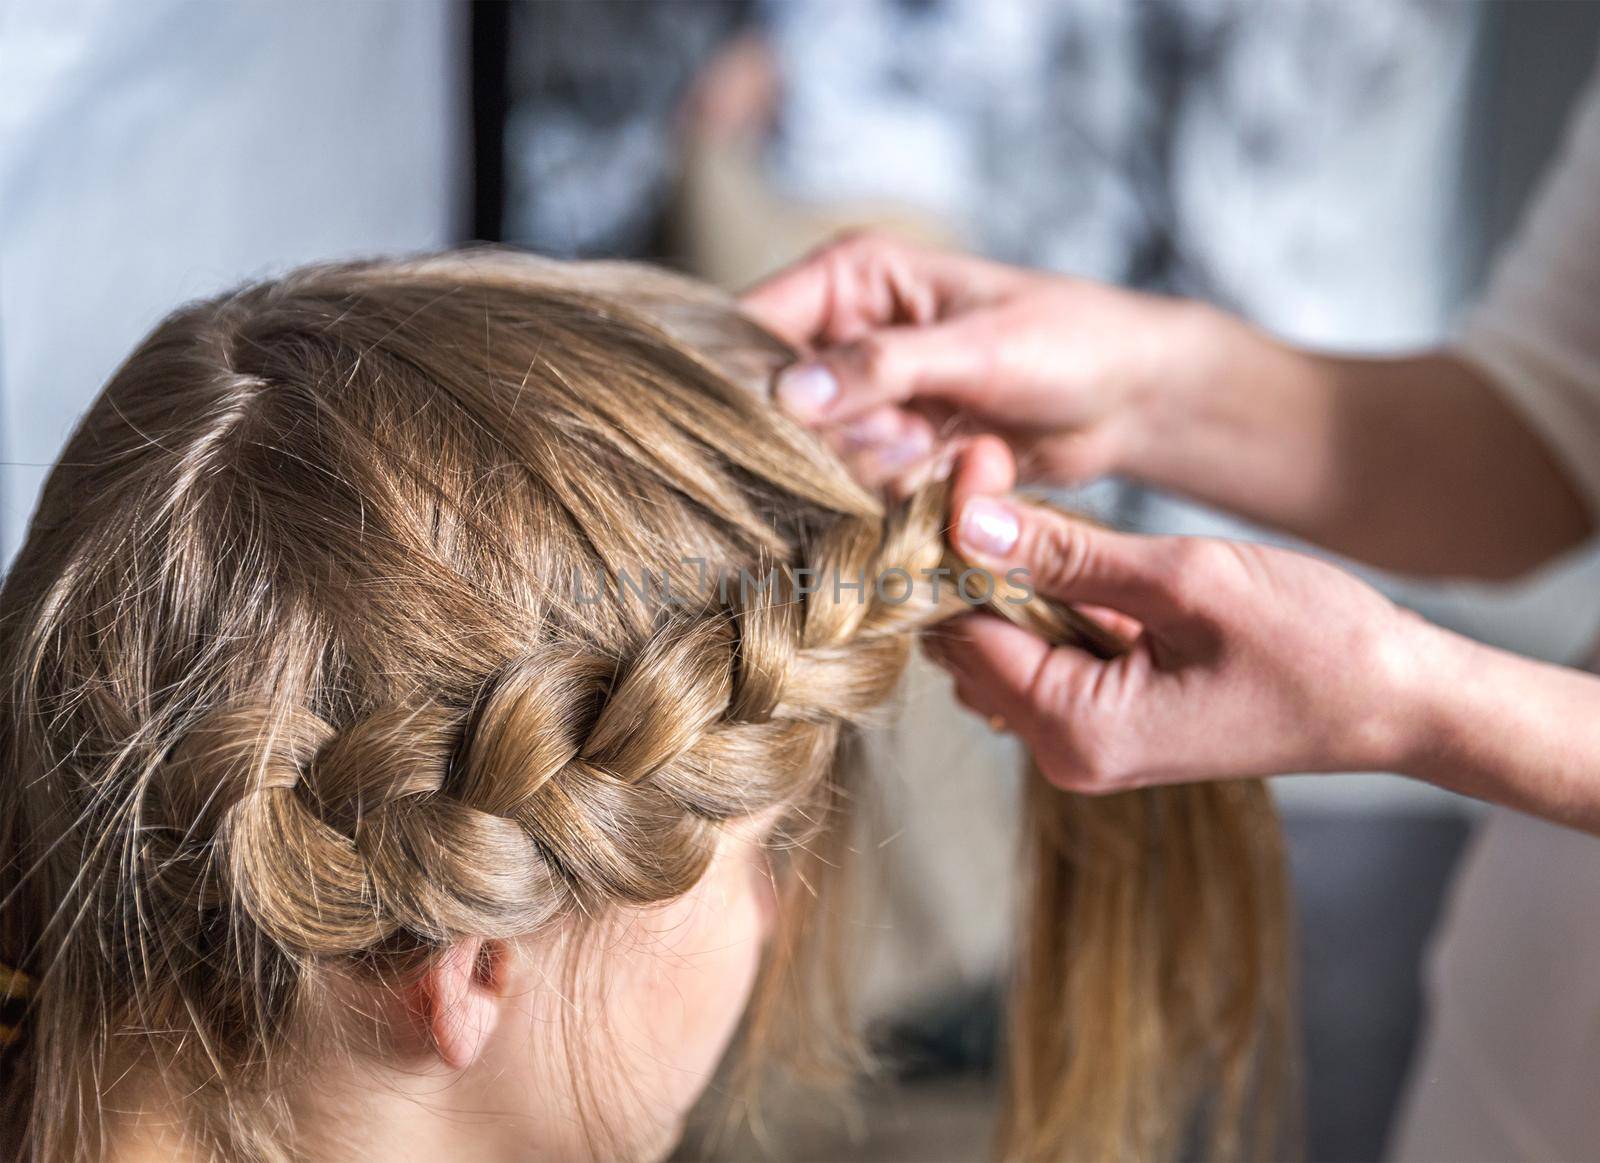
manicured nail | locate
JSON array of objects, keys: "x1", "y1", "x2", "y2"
[
  {"x1": 775, "y1": 363, "x2": 838, "y2": 421},
  {"x1": 839, "y1": 410, "x2": 900, "y2": 450},
  {"x1": 958, "y1": 498, "x2": 1019, "y2": 557},
  {"x1": 873, "y1": 428, "x2": 934, "y2": 470}
]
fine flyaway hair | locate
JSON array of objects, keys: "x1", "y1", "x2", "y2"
[{"x1": 0, "y1": 251, "x2": 1291, "y2": 1161}]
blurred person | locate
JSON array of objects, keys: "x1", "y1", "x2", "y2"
[{"x1": 746, "y1": 44, "x2": 1600, "y2": 1158}]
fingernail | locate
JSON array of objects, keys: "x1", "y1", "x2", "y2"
[
  {"x1": 839, "y1": 410, "x2": 900, "y2": 450},
  {"x1": 873, "y1": 428, "x2": 934, "y2": 470},
  {"x1": 958, "y1": 498, "x2": 1018, "y2": 557},
  {"x1": 775, "y1": 363, "x2": 838, "y2": 421}
]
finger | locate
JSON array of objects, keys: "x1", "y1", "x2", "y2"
[
  {"x1": 740, "y1": 231, "x2": 1001, "y2": 348},
  {"x1": 827, "y1": 406, "x2": 939, "y2": 465},
  {"x1": 1073, "y1": 603, "x2": 1145, "y2": 644},
  {"x1": 882, "y1": 441, "x2": 961, "y2": 503},
  {"x1": 820, "y1": 406, "x2": 939, "y2": 490},
  {"x1": 922, "y1": 615, "x2": 1049, "y2": 732},
  {"x1": 1013, "y1": 425, "x2": 1124, "y2": 487},
  {"x1": 772, "y1": 320, "x2": 991, "y2": 426},
  {"x1": 739, "y1": 232, "x2": 926, "y2": 348},
  {"x1": 738, "y1": 257, "x2": 835, "y2": 349},
  {"x1": 951, "y1": 493, "x2": 1187, "y2": 622},
  {"x1": 948, "y1": 434, "x2": 1017, "y2": 516},
  {"x1": 924, "y1": 614, "x2": 1099, "y2": 753},
  {"x1": 825, "y1": 414, "x2": 1006, "y2": 499},
  {"x1": 928, "y1": 614, "x2": 1137, "y2": 790},
  {"x1": 831, "y1": 423, "x2": 941, "y2": 491},
  {"x1": 879, "y1": 432, "x2": 995, "y2": 503},
  {"x1": 849, "y1": 429, "x2": 1009, "y2": 505}
]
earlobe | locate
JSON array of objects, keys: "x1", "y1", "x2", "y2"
[{"x1": 414, "y1": 938, "x2": 506, "y2": 1070}]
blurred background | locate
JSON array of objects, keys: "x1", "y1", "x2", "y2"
[{"x1": 5, "y1": 2, "x2": 1600, "y2": 1160}]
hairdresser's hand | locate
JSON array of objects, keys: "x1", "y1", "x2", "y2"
[
  {"x1": 741, "y1": 231, "x2": 1213, "y2": 489},
  {"x1": 928, "y1": 452, "x2": 1446, "y2": 791}
]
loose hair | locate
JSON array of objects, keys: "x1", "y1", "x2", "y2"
[{"x1": 0, "y1": 252, "x2": 1290, "y2": 1161}]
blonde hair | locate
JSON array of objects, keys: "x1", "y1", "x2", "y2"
[{"x1": 0, "y1": 252, "x2": 1289, "y2": 1161}]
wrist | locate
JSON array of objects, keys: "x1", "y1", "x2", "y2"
[{"x1": 1368, "y1": 612, "x2": 1479, "y2": 782}]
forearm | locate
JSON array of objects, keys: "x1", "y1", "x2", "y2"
[
  {"x1": 1123, "y1": 305, "x2": 1594, "y2": 579},
  {"x1": 1405, "y1": 626, "x2": 1600, "y2": 832}
]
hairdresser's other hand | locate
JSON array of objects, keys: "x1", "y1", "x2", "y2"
[
  {"x1": 929, "y1": 483, "x2": 1445, "y2": 792},
  {"x1": 740, "y1": 231, "x2": 1209, "y2": 489}
]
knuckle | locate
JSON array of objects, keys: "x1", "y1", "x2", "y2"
[
  {"x1": 850, "y1": 334, "x2": 898, "y2": 384},
  {"x1": 1151, "y1": 537, "x2": 1219, "y2": 613},
  {"x1": 1037, "y1": 725, "x2": 1123, "y2": 793},
  {"x1": 1024, "y1": 657, "x2": 1115, "y2": 789},
  {"x1": 1076, "y1": 715, "x2": 1128, "y2": 784},
  {"x1": 828, "y1": 227, "x2": 897, "y2": 262},
  {"x1": 1023, "y1": 647, "x2": 1080, "y2": 719},
  {"x1": 1027, "y1": 517, "x2": 1096, "y2": 594},
  {"x1": 1028, "y1": 659, "x2": 1141, "y2": 793},
  {"x1": 1157, "y1": 535, "x2": 1208, "y2": 581}
]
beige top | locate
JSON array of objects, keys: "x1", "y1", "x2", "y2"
[
  {"x1": 1395, "y1": 63, "x2": 1600, "y2": 1162},
  {"x1": 1456, "y1": 68, "x2": 1600, "y2": 522}
]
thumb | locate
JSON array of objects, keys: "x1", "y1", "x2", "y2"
[
  {"x1": 773, "y1": 321, "x2": 991, "y2": 426},
  {"x1": 951, "y1": 494, "x2": 1187, "y2": 623}
]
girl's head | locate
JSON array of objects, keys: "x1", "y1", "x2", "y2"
[
  {"x1": 0, "y1": 253, "x2": 969, "y2": 1161},
  {"x1": 0, "y1": 252, "x2": 1289, "y2": 1163}
]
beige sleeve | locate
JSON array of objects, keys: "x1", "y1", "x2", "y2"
[{"x1": 1455, "y1": 65, "x2": 1600, "y2": 520}]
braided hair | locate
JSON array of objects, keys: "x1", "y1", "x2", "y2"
[{"x1": 0, "y1": 252, "x2": 1288, "y2": 1161}]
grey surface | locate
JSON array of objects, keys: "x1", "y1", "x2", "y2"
[{"x1": 1289, "y1": 811, "x2": 1472, "y2": 1163}]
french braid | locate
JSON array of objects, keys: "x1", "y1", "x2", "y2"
[{"x1": 141, "y1": 484, "x2": 1007, "y2": 943}]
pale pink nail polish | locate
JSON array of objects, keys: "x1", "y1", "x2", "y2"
[
  {"x1": 775, "y1": 363, "x2": 838, "y2": 420},
  {"x1": 958, "y1": 499, "x2": 1019, "y2": 557},
  {"x1": 874, "y1": 428, "x2": 934, "y2": 470}
]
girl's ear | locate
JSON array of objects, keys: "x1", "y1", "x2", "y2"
[{"x1": 410, "y1": 938, "x2": 509, "y2": 1070}]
